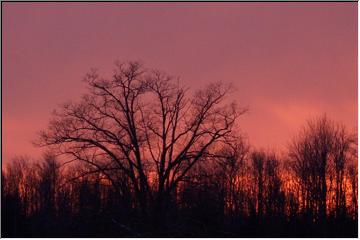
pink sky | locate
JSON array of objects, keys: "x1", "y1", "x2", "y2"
[{"x1": 3, "y1": 3, "x2": 357, "y2": 163}]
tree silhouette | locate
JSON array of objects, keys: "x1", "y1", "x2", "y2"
[
  {"x1": 37, "y1": 61, "x2": 247, "y2": 222},
  {"x1": 331, "y1": 124, "x2": 354, "y2": 218},
  {"x1": 37, "y1": 152, "x2": 59, "y2": 217},
  {"x1": 289, "y1": 115, "x2": 357, "y2": 223},
  {"x1": 251, "y1": 150, "x2": 266, "y2": 219},
  {"x1": 2, "y1": 62, "x2": 357, "y2": 237}
]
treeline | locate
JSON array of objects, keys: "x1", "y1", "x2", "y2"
[
  {"x1": 2, "y1": 116, "x2": 357, "y2": 237},
  {"x1": 2, "y1": 62, "x2": 358, "y2": 237}
]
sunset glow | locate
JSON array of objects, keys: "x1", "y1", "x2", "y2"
[
  {"x1": 3, "y1": 3, "x2": 357, "y2": 162},
  {"x1": 2, "y1": 2, "x2": 358, "y2": 238}
]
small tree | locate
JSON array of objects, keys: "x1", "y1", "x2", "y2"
[
  {"x1": 37, "y1": 152, "x2": 60, "y2": 216},
  {"x1": 289, "y1": 115, "x2": 355, "y2": 221},
  {"x1": 251, "y1": 150, "x2": 266, "y2": 219},
  {"x1": 331, "y1": 125, "x2": 354, "y2": 218}
]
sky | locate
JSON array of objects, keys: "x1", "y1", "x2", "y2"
[{"x1": 3, "y1": 2, "x2": 357, "y2": 163}]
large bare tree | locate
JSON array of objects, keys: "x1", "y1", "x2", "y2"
[{"x1": 38, "y1": 61, "x2": 246, "y2": 216}]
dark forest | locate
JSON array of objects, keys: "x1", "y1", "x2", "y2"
[{"x1": 2, "y1": 62, "x2": 358, "y2": 237}]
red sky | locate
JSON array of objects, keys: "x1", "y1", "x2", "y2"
[{"x1": 3, "y1": 3, "x2": 357, "y2": 163}]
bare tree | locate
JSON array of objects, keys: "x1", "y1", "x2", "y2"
[
  {"x1": 213, "y1": 135, "x2": 249, "y2": 219},
  {"x1": 264, "y1": 152, "x2": 285, "y2": 218},
  {"x1": 347, "y1": 162, "x2": 358, "y2": 220},
  {"x1": 331, "y1": 124, "x2": 354, "y2": 218},
  {"x1": 289, "y1": 115, "x2": 356, "y2": 222},
  {"x1": 37, "y1": 152, "x2": 60, "y2": 216},
  {"x1": 251, "y1": 150, "x2": 266, "y2": 219},
  {"x1": 37, "y1": 61, "x2": 246, "y2": 218},
  {"x1": 3, "y1": 114, "x2": 358, "y2": 237}
]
